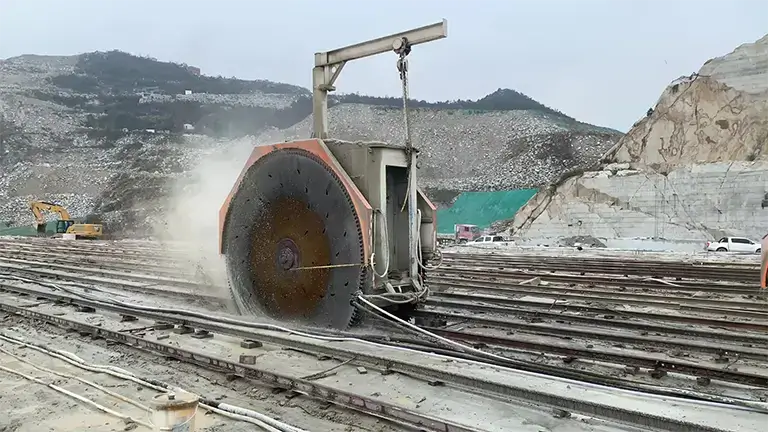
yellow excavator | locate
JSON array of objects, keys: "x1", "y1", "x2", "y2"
[{"x1": 30, "y1": 201, "x2": 104, "y2": 239}]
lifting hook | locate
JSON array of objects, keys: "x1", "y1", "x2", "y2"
[{"x1": 394, "y1": 37, "x2": 411, "y2": 80}]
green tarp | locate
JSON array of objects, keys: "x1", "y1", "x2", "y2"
[
  {"x1": 436, "y1": 189, "x2": 538, "y2": 234},
  {"x1": 0, "y1": 222, "x2": 57, "y2": 237}
]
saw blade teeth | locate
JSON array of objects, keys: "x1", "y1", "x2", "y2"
[{"x1": 223, "y1": 148, "x2": 366, "y2": 329}]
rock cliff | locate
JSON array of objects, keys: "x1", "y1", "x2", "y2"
[{"x1": 508, "y1": 34, "x2": 768, "y2": 248}]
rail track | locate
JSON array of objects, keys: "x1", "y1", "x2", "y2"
[
  {"x1": 5, "y1": 275, "x2": 766, "y2": 431},
  {"x1": 1, "y1": 276, "x2": 767, "y2": 431},
  {"x1": 1, "y1": 238, "x2": 767, "y2": 429},
  {"x1": 440, "y1": 252, "x2": 762, "y2": 283}
]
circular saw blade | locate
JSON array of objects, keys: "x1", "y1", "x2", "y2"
[{"x1": 223, "y1": 148, "x2": 365, "y2": 328}]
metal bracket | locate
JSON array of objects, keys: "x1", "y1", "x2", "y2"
[{"x1": 311, "y1": 20, "x2": 447, "y2": 139}]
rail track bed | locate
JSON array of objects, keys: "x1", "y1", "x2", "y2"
[
  {"x1": 1, "y1": 277, "x2": 767, "y2": 432},
  {"x1": 0, "y1": 237, "x2": 767, "y2": 431},
  {"x1": 440, "y1": 251, "x2": 762, "y2": 283}
]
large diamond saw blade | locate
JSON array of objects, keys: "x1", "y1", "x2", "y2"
[{"x1": 223, "y1": 148, "x2": 365, "y2": 329}]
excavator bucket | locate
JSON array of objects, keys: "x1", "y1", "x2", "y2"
[{"x1": 219, "y1": 139, "x2": 372, "y2": 329}]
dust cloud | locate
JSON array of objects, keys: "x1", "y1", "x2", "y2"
[{"x1": 152, "y1": 133, "x2": 283, "y2": 295}]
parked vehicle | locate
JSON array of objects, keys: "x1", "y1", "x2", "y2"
[
  {"x1": 705, "y1": 237, "x2": 762, "y2": 254},
  {"x1": 473, "y1": 235, "x2": 506, "y2": 243},
  {"x1": 454, "y1": 224, "x2": 481, "y2": 243}
]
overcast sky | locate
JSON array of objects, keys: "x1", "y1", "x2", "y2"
[{"x1": 1, "y1": 0, "x2": 766, "y2": 131}]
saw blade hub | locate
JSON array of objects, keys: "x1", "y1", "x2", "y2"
[{"x1": 276, "y1": 238, "x2": 300, "y2": 271}]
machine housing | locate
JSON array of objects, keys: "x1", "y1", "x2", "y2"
[
  {"x1": 218, "y1": 20, "x2": 446, "y2": 328},
  {"x1": 218, "y1": 138, "x2": 437, "y2": 328}
]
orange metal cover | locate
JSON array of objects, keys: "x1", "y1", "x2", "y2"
[
  {"x1": 417, "y1": 189, "x2": 437, "y2": 212},
  {"x1": 218, "y1": 139, "x2": 373, "y2": 260}
]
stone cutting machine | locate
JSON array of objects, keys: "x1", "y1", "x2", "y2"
[{"x1": 219, "y1": 21, "x2": 448, "y2": 328}]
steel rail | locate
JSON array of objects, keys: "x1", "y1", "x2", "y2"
[
  {"x1": 432, "y1": 267, "x2": 760, "y2": 295},
  {"x1": 2, "y1": 239, "x2": 759, "y2": 288},
  {"x1": 0, "y1": 257, "x2": 206, "y2": 290},
  {"x1": 7, "y1": 270, "x2": 749, "y2": 400},
  {"x1": 0, "y1": 249, "x2": 181, "y2": 269},
  {"x1": 442, "y1": 252, "x2": 761, "y2": 269},
  {"x1": 0, "y1": 301, "x2": 478, "y2": 432},
  {"x1": 6, "y1": 265, "x2": 766, "y2": 357},
  {"x1": 0, "y1": 239, "x2": 173, "y2": 256},
  {"x1": 440, "y1": 260, "x2": 758, "y2": 283},
  {"x1": 427, "y1": 291, "x2": 768, "y2": 331},
  {"x1": 415, "y1": 308, "x2": 768, "y2": 360},
  {"x1": 0, "y1": 267, "x2": 226, "y2": 309},
  {"x1": 0, "y1": 283, "x2": 748, "y2": 432},
  {"x1": 429, "y1": 277, "x2": 768, "y2": 316},
  {"x1": 418, "y1": 325, "x2": 768, "y2": 387},
  {"x1": 3, "y1": 257, "x2": 766, "y2": 338},
  {"x1": 2, "y1": 250, "x2": 762, "y2": 312},
  {"x1": 4, "y1": 250, "x2": 764, "y2": 317},
  {"x1": 3, "y1": 256, "x2": 765, "y2": 335},
  {"x1": 424, "y1": 296, "x2": 768, "y2": 338}
]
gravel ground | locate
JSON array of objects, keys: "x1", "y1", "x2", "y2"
[
  {"x1": 0, "y1": 313, "x2": 396, "y2": 432},
  {"x1": 448, "y1": 242, "x2": 764, "y2": 265}
]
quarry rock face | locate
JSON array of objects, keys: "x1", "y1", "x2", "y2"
[
  {"x1": 513, "y1": 161, "x2": 768, "y2": 241},
  {"x1": 510, "y1": 34, "x2": 768, "y2": 247},
  {"x1": 276, "y1": 104, "x2": 620, "y2": 194}
]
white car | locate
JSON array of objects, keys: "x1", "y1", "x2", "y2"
[
  {"x1": 473, "y1": 235, "x2": 506, "y2": 243},
  {"x1": 705, "y1": 237, "x2": 762, "y2": 254}
]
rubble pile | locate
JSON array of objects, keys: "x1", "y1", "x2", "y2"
[
  {"x1": 0, "y1": 51, "x2": 621, "y2": 234},
  {"x1": 1, "y1": 193, "x2": 96, "y2": 227},
  {"x1": 279, "y1": 104, "x2": 620, "y2": 192},
  {"x1": 140, "y1": 92, "x2": 300, "y2": 109}
]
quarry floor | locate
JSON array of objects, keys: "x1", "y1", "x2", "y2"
[
  {"x1": 0, "y1": 238, "x2": 765, "y2": 432},
  {"x1": 455, "y1": 241, "x2": 764, "y2": 265},
  {"x1": 0, "y1": 315, "x2": 396, "y2": 432}
]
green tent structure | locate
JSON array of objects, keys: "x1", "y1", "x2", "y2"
[
  {"x1": 0, "y1": 221, "x2": 57, "y2": 237},
  {"x1": 436, "y1": 189, "x2": 538, "y2": 234}
]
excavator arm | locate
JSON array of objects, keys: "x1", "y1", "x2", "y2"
[
  {"x1": 30, "y1": 201, "x2": 72, "y2": 224},
  {"x1": 30, "y1": 203, "x2": 46, "y2": 225},
  {"x1": 28, "y1": 201, "x2": 103, "y2": 239}
]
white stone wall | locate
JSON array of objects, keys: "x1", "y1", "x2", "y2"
[
  {"x1": 699, "y1": 34, "x2": 768, "y2": 94},
  {"x1": 515, "y1": 161, "x2": 768, "y2": 242}
]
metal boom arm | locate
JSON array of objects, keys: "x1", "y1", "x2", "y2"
[{"x1": 311, "y1": 19, "x2": 447, "y2": 139}]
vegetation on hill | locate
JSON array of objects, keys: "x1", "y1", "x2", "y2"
[
  {"x1": 51, "y1": 50, "x2": 307, "y2": 96},
  {"x1": 336, "y1": 88, "x2": 568, "y2": 117},
  {"x1": 43, "y1": 50, "x2": 574, "y2": 138}
]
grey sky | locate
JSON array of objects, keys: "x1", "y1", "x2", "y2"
[{"x1": 1, "y1": 0, "x2": 766, "y2": 131}]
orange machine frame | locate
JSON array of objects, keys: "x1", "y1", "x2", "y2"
[{"x1": 218, "y1": 139, "x2": 373, "y2": 264}]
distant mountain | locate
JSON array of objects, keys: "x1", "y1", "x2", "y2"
[{"x1": 22, "y1": 50, "x2": 574, "y2": 138}]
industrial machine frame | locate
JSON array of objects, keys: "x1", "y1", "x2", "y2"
[{"x1": 219, "y1": 21, "x2": 448, "y2": 328}]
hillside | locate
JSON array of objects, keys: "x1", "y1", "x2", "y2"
[
  {"x1": 0, "y1": 50, "x2": 621, "y2": 234},
  {"x1": 507, "y1": 34, "x2": 768, "y2": 249}
]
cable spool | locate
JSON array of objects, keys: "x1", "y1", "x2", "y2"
[{"x1": 149, "y1": 390, "x2": 199, "y2": 431}]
